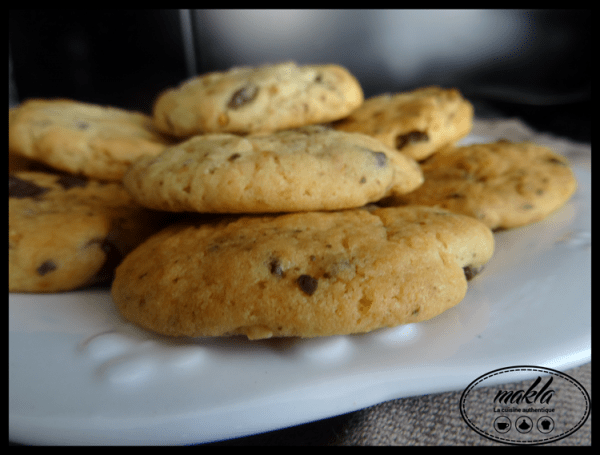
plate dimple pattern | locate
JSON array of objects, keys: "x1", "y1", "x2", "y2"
[
  {"x1": 78, "y1": 330, "x2": 210, "y2": 385},
  {"x1": 294, "y1": 336, "x2": 354, "y2": 364},
  {"x1": 369, "y1": 324, "x2": 421, "y2": 346}
]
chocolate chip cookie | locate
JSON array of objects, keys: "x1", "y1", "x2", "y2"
[
  {"x1": 152, "y1": 61, "x2": 364, "y2": 136},
  {"x1": 9, "y1": 99, "x2": 172, "y2": 181},
  {"x1": 381, "y1": 140, "x2": 578, "y2": 229},
  {"x1": 123, "y1": 125, "x2": 423, "y2": 213},
  {"x1": 111, "y1": 206, "x2": 494, "y2": 339},
  {"x1": 9, "y1": 171, "x2": 167, "y2": 293},
  {"x1": 332, "y1": 86, "x2": 473, "y2": 161}
]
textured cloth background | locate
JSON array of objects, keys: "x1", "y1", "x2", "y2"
[
  {"x1": 211, "y1": 362, "x2": 590, "y2": 446},
  {"x1": 332, "y1": 362, "x2": 591, "y2": 446}
]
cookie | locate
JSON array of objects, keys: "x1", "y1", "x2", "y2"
[
  {"x1": 8, "y1": 99, "x2": 172, "y2": 181},
  {"x1": 123, "y1": 125, "x2": 423, "y2": 213},
  {"x1": 381, "y1": 141, "x2": 578, "y2": 230},
  {"x1": 152, "y1": 61, "x2": 364, "y2": 137},
  {"x1": 9, "y1": 171, "x2": 167, "y2": 293},
  {"x1": 111, "y1": 206, "x2": 494, "y2": 339},
  {"x1": 332, "y1": 86, "x2": 474, "y2": 161}
]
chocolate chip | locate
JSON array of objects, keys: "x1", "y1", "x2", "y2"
[
  {"x1": 372, "y1": 151, "x2": 387, "y2": 167},
  {"x1": 447, "y1": 193, "x2": 464, "y2": 199},
  {"x1": 227, "y1": 84, "x2": 259, "y2": 109},
  {"x1": 546, "y1": 156, "x2": 567, "y2": 166},
  {"x1": 9, "y1": 175, "x2": 50, "y2": 199},
  {"x1": 207, "y1": 244, "x2": 220, "y2": 253},
  {"x1": 395, "y1": 131, "x2": 429, "y2": 150},
  {"x1": 463, "y1": 265, "x2": 484, "y2": 281},
  {"x1": 228, "y1": 153, "x2": 241, "y2": 162},
  {"x1": 37, "y1": 260, "x2": 57, "y2": 276},
  {"x1": 297, "y1": 274, "x2": 318, "y2": 296},
  {"x1": 269, "y1": 258, "x2": 284, "y2": 278},
  {"x1": 56, "y1": 174, "x2": 88, "y2": 190}
]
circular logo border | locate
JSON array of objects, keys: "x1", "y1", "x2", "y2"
[{"x1": 460, "y1": 365, "x2": 590, "y2": 445}]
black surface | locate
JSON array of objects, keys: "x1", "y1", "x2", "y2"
[
  {"x1": 9, "y1": 9, "x2": 591, "y2": 144},
  {"x1": 469, "y1": 98, "x2": 591, "y2": 144},
  {"x1": 9, "y1": 10, "x2": 187, "y2": 114}
]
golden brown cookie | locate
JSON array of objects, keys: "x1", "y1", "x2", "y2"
[
  {"x1": 9, "y1": 99, "x2": 172, "y2": 181},
  {"x1": 9, "y1": 171, "x2": 167, "y2": 293},
  {"x1": 152, "y1": 61, "x2": 364, "y2": 137},
  {"x1": 123, "y1": 125, "x2": 423, "y2": 213},
  {"x1": 332, "y1": 86, "x2": 473, "y2": 161},
  {"x1": 381, "y1": 140, "x2": 578, "y2": 230},
  {"x1": 111, "y1": 206, "x2": 494, "y2": 339}
]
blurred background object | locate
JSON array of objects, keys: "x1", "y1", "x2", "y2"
[{"x1": 9, "y1": 9, "x2": 590, "y2": 142}]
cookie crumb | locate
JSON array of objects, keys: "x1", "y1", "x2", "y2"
[{"x1": 269, "y1": 258, "x2": 284, "y2": 278}]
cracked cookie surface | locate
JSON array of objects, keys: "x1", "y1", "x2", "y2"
[
  {"x1": 9, "y1": 99, "x2": 172, "y2": 181},
  {"x1": 152, "y1": 61, "x2": 364, "y2": 136},
  {"x1": 111, "y1": 206, "x2": 494, "y2": 339},
  {"x1": 332, "y1": 86, "x2": 473, "y2": 161},
  {"x1": 123, "y1": 125, "x2": 423, "y2": 213},
  {"x1": 381, "y1": 140, "x2": 578, "y2": 230},
  {"x1": 9, "y1": 171, "x2": 166, "y2": 293}
]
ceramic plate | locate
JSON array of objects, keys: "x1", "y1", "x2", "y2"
[{"x1": 9, "y1": 121, "x2": 591, "y2": 445}]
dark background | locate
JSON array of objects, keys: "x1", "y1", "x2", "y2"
[{"x1": 9, "y1": 9, "x2": 590, "y2": 143}]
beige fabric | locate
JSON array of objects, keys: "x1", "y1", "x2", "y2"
[
  {"x1": 211, "y1": 362, "x2": 590, "y2": 446},
  {"x1": 331, "y1": 363, "x2": 591, "y2": 446}
]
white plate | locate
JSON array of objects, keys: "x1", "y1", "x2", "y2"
[{"x1": 9, "y1": 122, "x2": 591, "y2": 445}]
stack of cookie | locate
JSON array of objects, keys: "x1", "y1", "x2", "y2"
[
  {"x1": 8, "y1": 100, "x2": 175, "y2": 292},
  {"x1": 8, "y1": 61, "x2": 576, "y2": 341}
]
